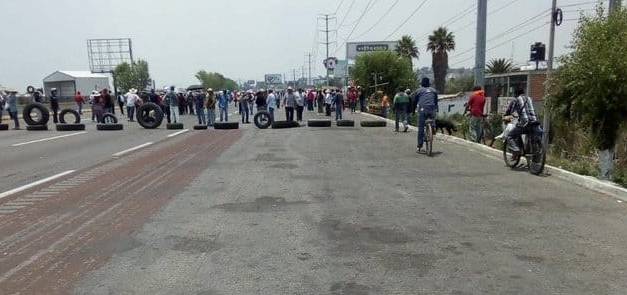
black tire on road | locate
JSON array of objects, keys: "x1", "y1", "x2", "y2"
[
  {"x1": 137, "y1": 103, "x2": 164, "y2": 129},
  {"x1": 336, "y1": 120, "x2": 355, "y2": 127},
  {"x1": 26, "y1": 124, "x2": 48, "y2": 131},
  {"x1": 102, "y1": 113, "x2": 118, "y2": 124},
  {"x1": 166, "y1": 123, "x2": 184, "y2": 130},
  {"x1": 254, "y1": 111, "x2": 272, "y2": 129},
  {"x1": 272, "y1": 121, "x2": 299, "y2": 129},
  {"x1": 307, "y1": 119, "x2": 332, "y2": 127},
  {"x1": 59, "y1": 109, "x2": 81, "y2": 124},
  {"x1": 56, "y1": 123, "x2": 85, "y2": 131},
  {"x1": 23, "y1": 103, "x2": 50, "y2": 126},
  {"x1": 214, "y1": 122, "x2": 239, "y2": 130},
  {"x1": 96, "y1": 123, "x2": 124, "y2": 131},
  {"x1": 193, "y1": 125, "x2": 208, "y2": 130},
  {"x1": 0, "y1": 124, "x2": 8, "y2": 131},
  {"x1": 360, "y1": 120, "x2": 387, "y2": 127}
]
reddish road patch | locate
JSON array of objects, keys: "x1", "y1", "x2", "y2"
[{"x1": 0, "y1": 130, "x2": 241, "y2": 294}]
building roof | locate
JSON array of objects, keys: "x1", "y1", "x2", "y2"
[
  {"x1": 58, "y1": 71, "x2": 108, "y2": 78},
  {"x1": 43, "y1": 71, "x2": 108, "y2": 83}
]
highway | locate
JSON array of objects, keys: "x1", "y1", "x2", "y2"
[{"x1": 0, "y1": 107, "x2": 626, "y2": 294}]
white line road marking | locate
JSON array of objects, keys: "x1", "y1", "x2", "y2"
[
  {"x1": 112, "y1": 142, "x2": 154, "y2": 157},
  {"x1": 11, "y1": 132, "x2": 87, "y2": 147},
  {"x1": 167, "y1": 129, "x2": 189, "y2": 138},
  {"x1": 0, "y1": 170, "x2": 75, "y2": 200}
]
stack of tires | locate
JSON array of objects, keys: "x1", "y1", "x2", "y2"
[
  {"x1": 56, "y1": 109, "x2": 85, "y2": 131},
  {"x1": 23, "y1": 103, "x2": 50, "y2": 131}
]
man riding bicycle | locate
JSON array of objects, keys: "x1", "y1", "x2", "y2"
[
  {"x1": 415, "y1": 78, "x2": 439, "y2": 153},
  {"x1": 503, "y1": 88, "x2": 543, "y2": 156}
]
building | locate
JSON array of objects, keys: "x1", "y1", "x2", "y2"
[
  {"x1": 485, "y1": 70, "x2": 548, "y2": 113},
  {"x1": 43, "y1": 71, "x2": 110, "y2": 99}
]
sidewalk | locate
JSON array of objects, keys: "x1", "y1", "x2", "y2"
[{"x1": 359, "y1": 111, "x2": 627, "y2": 200}]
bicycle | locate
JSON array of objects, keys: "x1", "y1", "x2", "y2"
[
  {"x1": 425, "y1": 118, "x2": 435, "y2": 156},
  {"x1": 502, "y1": 121, "x2": 546, "y2": 175},
  {"x1": 462, "y1": 114, "x2": 496, "y2": 147}
]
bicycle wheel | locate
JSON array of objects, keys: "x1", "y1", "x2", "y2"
[
  {"x1": 528, "y1": 136, "x2": 546, "y2": 175},
  {"x1": 426, "y1": 122, "x2": 434, "y2": 156},
  {"x1": 503, "y1": 137, "x2": 521, "y2": 168}
]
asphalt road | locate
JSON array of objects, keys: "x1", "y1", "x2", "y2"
[
  {"x1": 0, "y1": 107, "x2": 243, "y2": 192},
  {"x1": 0, "y1": 107, "x2": 626, "y2": 294}
]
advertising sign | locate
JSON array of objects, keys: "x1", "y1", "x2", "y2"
[
  {"x1": 346, "y1": 41, "x2": 399, "y2": 60},
  {"x1": 264, "y1": 74, "x2": 282, "y2": 84}
]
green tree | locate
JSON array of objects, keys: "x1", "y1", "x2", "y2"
[
  {"x1": 195, "y1": 71, "x2": 238, "y2": 90},
  {"x1": 486, "y1": 58, "x2": 514, "y2": 74},
  {"x1": 352, "y1": 51, "x2": 416, "y2": 97},
  {"x1": 113, "y1": 59, "x2": 152, "y2": 92},
  {"x1": 134, "y1": 59, "x2": 151, "y2": 90},
  {"x1": 548, "y1": 6, "x2": 627, "y2": 180},
  {"x1": 445, "y1": 75, "x2": 475, "y2": 94},
  {"x1": 113, "y1": 62, "x2": 135, "y2": 93},
  {"x1": 427, "y1": 27, "x2": 455, "y2": 94},
  {"x1": 395, "y1": 35, "x2": 419, "y2": 69}
]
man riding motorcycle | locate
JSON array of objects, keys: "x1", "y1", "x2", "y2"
[{"x1": 503, "y1": 87, "x2": 543, "y2": 156}]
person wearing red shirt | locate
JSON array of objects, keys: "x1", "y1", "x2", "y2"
[
  {"x1": 306, "y1": 90, "x2": 316, "y2": 111},
  {"x1": 74, "y1": 91, "x2": 85, "y2": 115},
  {"x1": 347, "y1": 86, "x2": 358, "y2": 113},
  {"x1": 466, "y1": 86, "x2": 487, "y2": 143}
]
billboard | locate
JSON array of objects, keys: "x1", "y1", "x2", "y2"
[
  {"x1": 264, "y1": 74, "x2": 282, "y2": 84},
  {"x1": 87, "y1": 38, "x2": 134, "y2": 73},
  {"x1": 346, "y1": 41, "x2": 399, "y2": 60}
]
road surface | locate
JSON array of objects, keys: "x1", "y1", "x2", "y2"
[{"x1": 0, "y1": 107, "x2": 626, "y2": 294}]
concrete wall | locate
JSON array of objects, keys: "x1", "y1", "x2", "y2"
[
  {"x1": 439, "y1": 96, "x2": 468, "y2": 116},
  {"x1": 43, "y1": 81, "x2": 75, "y2": 100}
]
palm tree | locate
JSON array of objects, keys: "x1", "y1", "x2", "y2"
[
  {"x1": 395, "y1": 35, "x2": 419, "y2": 69},
  {"x1": 427, "y1": 27, "x2": 455, "y2": 94},
  {"x1": 486, "y1": 58, "x2": 515, "y2": 74}
]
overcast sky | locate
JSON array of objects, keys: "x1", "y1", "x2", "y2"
[{"x1": 0, "y1": 0, "x2": 604, "y2": 90}]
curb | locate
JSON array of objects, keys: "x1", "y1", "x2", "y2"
[{"x1": 359, "y1": 112, "x2": 627, "y2": 201}]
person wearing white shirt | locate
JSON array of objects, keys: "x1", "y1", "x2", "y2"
[
  {"x1": 125, "y1": 89, "x2": 140, "y2": 122},
  {"x1": 266, "y1": 90, "x2": 277, "y2": 122}
]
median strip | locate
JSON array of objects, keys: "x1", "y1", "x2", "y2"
[
  {"x1": 11, "y1": 131, "x2": 87, "y2": 147},
  {"x1": 0, "y1": 170, "x2": 75, "y2": 200}
]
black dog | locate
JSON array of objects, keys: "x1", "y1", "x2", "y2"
[{"x1": 435, "y1": 119, "x2": 458, "y2": 135}]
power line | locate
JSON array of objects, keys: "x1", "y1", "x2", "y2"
[
  {"x1": 334, "y1": 0, "x2": 346, "y2": 14},
  {"x1": 335, "y1": 0, "x2": 377, "y2": 54},
  {"x1": 385, "y1": 0, "x2": 431, "y2": 40},
  {"x1": 336, "y1": 0, "x2": 357, "y2": 30},
  {"x1": 353, "y1": 0, "x2": 401, "y2": 40},
  {"x1": 451, "y1": 21, "x2": 548, "y2": 67},
  {"x1": 449, "y1": 0, "x2": 525, "y2": 36},
  {"x1": 450, "y1": 9, "x2": 550, "y2": 60},
  {"x1": 415, "y1": 2, "x2": 476, "y2": 47}
]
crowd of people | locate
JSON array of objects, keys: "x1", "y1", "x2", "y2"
[{"x1": 2, "y1": 76, "x2": 541, "y2": 158}]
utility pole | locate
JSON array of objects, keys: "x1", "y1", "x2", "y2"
[
  {"x1": 306, "y1": 52, "x2": 313, "y2": 86},
  {"x1": 293, "y1": 69, "x2": 297, "y2": 87},
  {"x1": 474, "y1": 0, "x2": 488, "y2": 88},
  {"x1": 610, "y1": 0, "x2": 622, "y2": 12},
  {"x1": 542, "y1": 0, "x2": 558, "y2": 149},
  {"x1": 318, "y1": 14, "x2": 336, "y2": 86}
]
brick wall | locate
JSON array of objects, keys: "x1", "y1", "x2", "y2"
[{"x1": 528, "y1": 72, "x2": 547, "y2": 101}]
